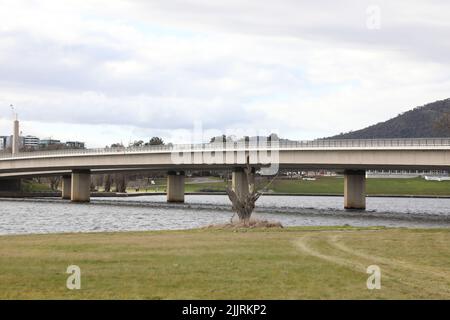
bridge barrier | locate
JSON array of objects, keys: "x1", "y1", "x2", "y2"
[{"x1": 1, "y1": 138, "x2": 449, "y2": 160}]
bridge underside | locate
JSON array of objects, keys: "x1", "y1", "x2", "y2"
[
  {"x1": 0, "y1": 163, "x2": 448, "y2": 179},
  {"x1": 1, "y1": 148, "x2": 449, "y2": 210},
  {"x1": 0, "y1": 178, "x2": 21, "y2": 192},
  {"x1": 0, "y1": 168, "x2": 370, "y2": 210}
]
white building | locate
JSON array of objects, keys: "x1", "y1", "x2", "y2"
[
  {"x1": 65, "y1": 141, "x2": 85, "y2": 149},
  {"x1": 23, "y1": 135, "x2": 40, "y2": 149}
]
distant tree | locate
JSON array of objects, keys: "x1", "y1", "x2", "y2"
[
  {"x1": 93, "y1": 174, "x2": 104, "y2": 188},
  {"x1": 104, "y1": 174, "x2": 112, "y2": 192},
  {"x1": 110, "y1": 143, "x2": 125, "y2": 148},
  {"x1": 49, "y1": 176, "x2": 61, "y2": 191},
  {"x1": 434, "y1": 111, "x2": 450, "y2": 135},
  {"x1": 38, "y1": 144, "x2": 70, "y2": 152},
  {"x1": 210, "y1": 135, "x2": 227, "y2": 143},
  {"x1": 130, "y1": 140, "x2": 144, "y2": 147},
  {"x1": 267, "y1": 133, "x2": 279, "y2": 142},
  {"x1": 115, "y1": 173, "x2": 127, "y2": 193},
  {"x1": 146, "y1": 137, "x2": 164, "y2": 146}
]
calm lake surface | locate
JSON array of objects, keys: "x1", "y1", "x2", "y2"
[{"x1": 1, "y1": 195, "x2": 450, "y2": 235}]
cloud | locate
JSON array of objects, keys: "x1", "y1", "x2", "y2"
[{"x1": 0, "y1": 0, "x2": 449, "y2": 147}]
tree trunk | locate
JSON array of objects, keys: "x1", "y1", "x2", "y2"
[
  {"x1": 49, "y1": 177, "x2": 61, "y2": 191},
  {"x1": 104, "y1": 174, "x2": 112, "y2": 192},
  {"x1": 115, "y1": 173, "x2": 127, "y2": 193},
  {"x1": 226, "y1": 164, "x2": 261, "y2": 224}
]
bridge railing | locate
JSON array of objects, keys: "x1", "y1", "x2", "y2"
[{"x1": 1, "y1": 138, "x2": 450, "y2": 160}]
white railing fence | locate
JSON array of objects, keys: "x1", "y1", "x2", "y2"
[{"x1": 0, "y1": 138, "x2": 449, "y2": 160}]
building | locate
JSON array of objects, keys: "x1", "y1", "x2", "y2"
[
  {"x1": 0, "y1": 136, "x2": 8, "y2": 150},
  {"x1": 1, "y1": 117, "x2": 85, "y2": 152},
  {"x1": 4, "y1": 135, "x2": 24, "y2": 150},
  {"x1": 39, "y1": 139, "x2": 62, "y2": 147},
  {"x1": 23, "y1": 135, "x2": 40, "y2": 149},
  {"x1": 1, "y1": 134, "x2": 86, "y2": 151},
  {"x1": 65, "y1": 141, "x2": 85, "y2": 149},
  {"x1": 367, "y1": 169, "x2": 449, "y2": 178}
]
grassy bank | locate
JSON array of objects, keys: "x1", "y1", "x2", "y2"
[
  {"x1": 22, "y1": 180, "x2": 52, "y2": 192},
  {"x1": 1, "y1": 227, "x2": 450, "y2": 299},
  {"x1": 270, "y1": 177, "x2": 450, "y2": 196},
  {"x1": 24, "y1": 176, "x2": 450, "y2": 196},
  {"x1": 181, "y1": 177, "x2": 450, "y2": 196}
]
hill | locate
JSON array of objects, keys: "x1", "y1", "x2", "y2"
[{"x1": 329, "y1": 98, "x2": 450, "y2": 139}]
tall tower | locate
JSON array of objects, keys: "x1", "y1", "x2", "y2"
[{"x1": 12, "y1": 109, "x2": 19, "y2": 155}]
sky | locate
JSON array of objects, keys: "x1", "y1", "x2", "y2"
[{"x1": 0, "y1": 0, "x2": 449, "y2": 147}]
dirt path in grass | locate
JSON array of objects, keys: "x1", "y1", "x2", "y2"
[
  {"x1": 293, "y1": 231, "x2": 450, "y2": 298},
  {"x1": 328, "y1": 234, "x2": 450, "y2": 280}
]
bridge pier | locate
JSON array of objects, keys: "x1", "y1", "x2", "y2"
[
  {"x1": 167, "y1": 171, "x2": 185, "y2": 203},
  {"x1": 344, "y1": 170, "x2": 366, "y2": 210},
  {"x1": 12, "y1": 119, "x2": 20, "y2": 155},
  {"x1": 232, "y1": 168, "x2": 249, "y2": 200},
  {"x1": 61, "y1": 175, "x2": 71, "y2": 200},
  {"x1": 71, "y1": 170, "x2": 91, "y2": 203}
]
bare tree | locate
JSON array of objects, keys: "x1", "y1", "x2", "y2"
[
  {"x1": 115, "y1": 173, "x2": 127, "y2": 193},
  {"x1": 93, "y1": 174, "x2": 104, "y2": 189},
  {"x1": 104, "y1": 174, "x2": 112, "y2": 192},
  {"x1": 49, "y1": 176, "x2": 61, "y2": 191},
  {"x1": 226, "y1": 163, "x2": 277, "y2": 225}
]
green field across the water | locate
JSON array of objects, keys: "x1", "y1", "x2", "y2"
[
  {"x1": 23, "y1": 176, "x2": 450, "y2": 196},
  {"x1": 143, "y1": 176, "x2": 450, "y2": 196},
  {"x1": 269, "y1": 177, "x2": 450, "y2": 196},
  {"x1": 1, "y1": 227, "x2": 450, "y2": 299}
]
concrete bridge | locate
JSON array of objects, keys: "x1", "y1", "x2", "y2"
[{"x1": 1, "y1": 138, "x2": 449, "y2": 209}]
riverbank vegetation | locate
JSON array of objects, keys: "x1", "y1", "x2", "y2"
[
  {"x1": 1, "y1": 227, "x2": 450, "y2": 299},
  {"x1": 21, "y1": 176, "x2": 450, "y2": 196}
]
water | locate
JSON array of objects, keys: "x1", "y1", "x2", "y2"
[{"x1": 1, "y1": 195, "x2": 450, "y2": 235}]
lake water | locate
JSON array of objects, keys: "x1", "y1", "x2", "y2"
[{"x1": 1, "y1": 195, "x2": 450, "y2": 235}]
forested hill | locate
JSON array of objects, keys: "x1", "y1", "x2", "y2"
[{"x1": 329, "y1": 98, "x2": 450, "y2": 139}]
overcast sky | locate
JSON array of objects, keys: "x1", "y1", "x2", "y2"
[{"x1": 0, "y1": 0, "x2": 449, "y2": 147}]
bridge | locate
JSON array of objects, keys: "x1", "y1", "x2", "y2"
[{"x1": 1, "y1": 138, "x2": 449, "y2": 209}]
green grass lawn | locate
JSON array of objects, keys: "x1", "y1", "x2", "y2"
[
  {"x1": 1, "y1": 227, "x2": 450, "y2": 299},
  {"x1": 25, "y1": 176, "x2": 450, "y2": 196},
  {"x1": 22, "y1": 181, "x2": 52, "y2": 192},
  {"x1": 265, "y1": 177, "x2": 450, "y2": 196},
  {"x1": 185, "y1": 181, "x2": 227, "y2": 193},
  {"x1": 177, "y1": 177, "x2": 450, "y2": 196},
  {"x1": 125, "y1": 178, "x2": 227, "y2": 193}
]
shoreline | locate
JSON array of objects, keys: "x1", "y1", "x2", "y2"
[
  {"x1": 1, "y1": 195, "x2": 450, "y2": 235},
  {"x1": 1, "y1": 191, "x2": 450, "y2": 199}
]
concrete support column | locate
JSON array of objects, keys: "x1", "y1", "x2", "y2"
[
  {"x1": 71, "y1": 170, "x2": 91, "y2": 203},
  {"x1": 62, "y1": 175, "x2": 71, "y2": 200},
  {"x1": 12, "y1": 120, "x2": 19, "y2": 155},
  {"x1": 167, "y1": 171, "x2": 185, "y2": 203},
  {"x1": 232, "y1": 168, "x2": 249, "y2": 200},
  {"x1": 344, "y1": 170, "x2": 366, "y2": 210}
]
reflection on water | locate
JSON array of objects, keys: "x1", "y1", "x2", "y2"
[{"x1": 1, "y1": 195, "x2": 450, "y2": 235}]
